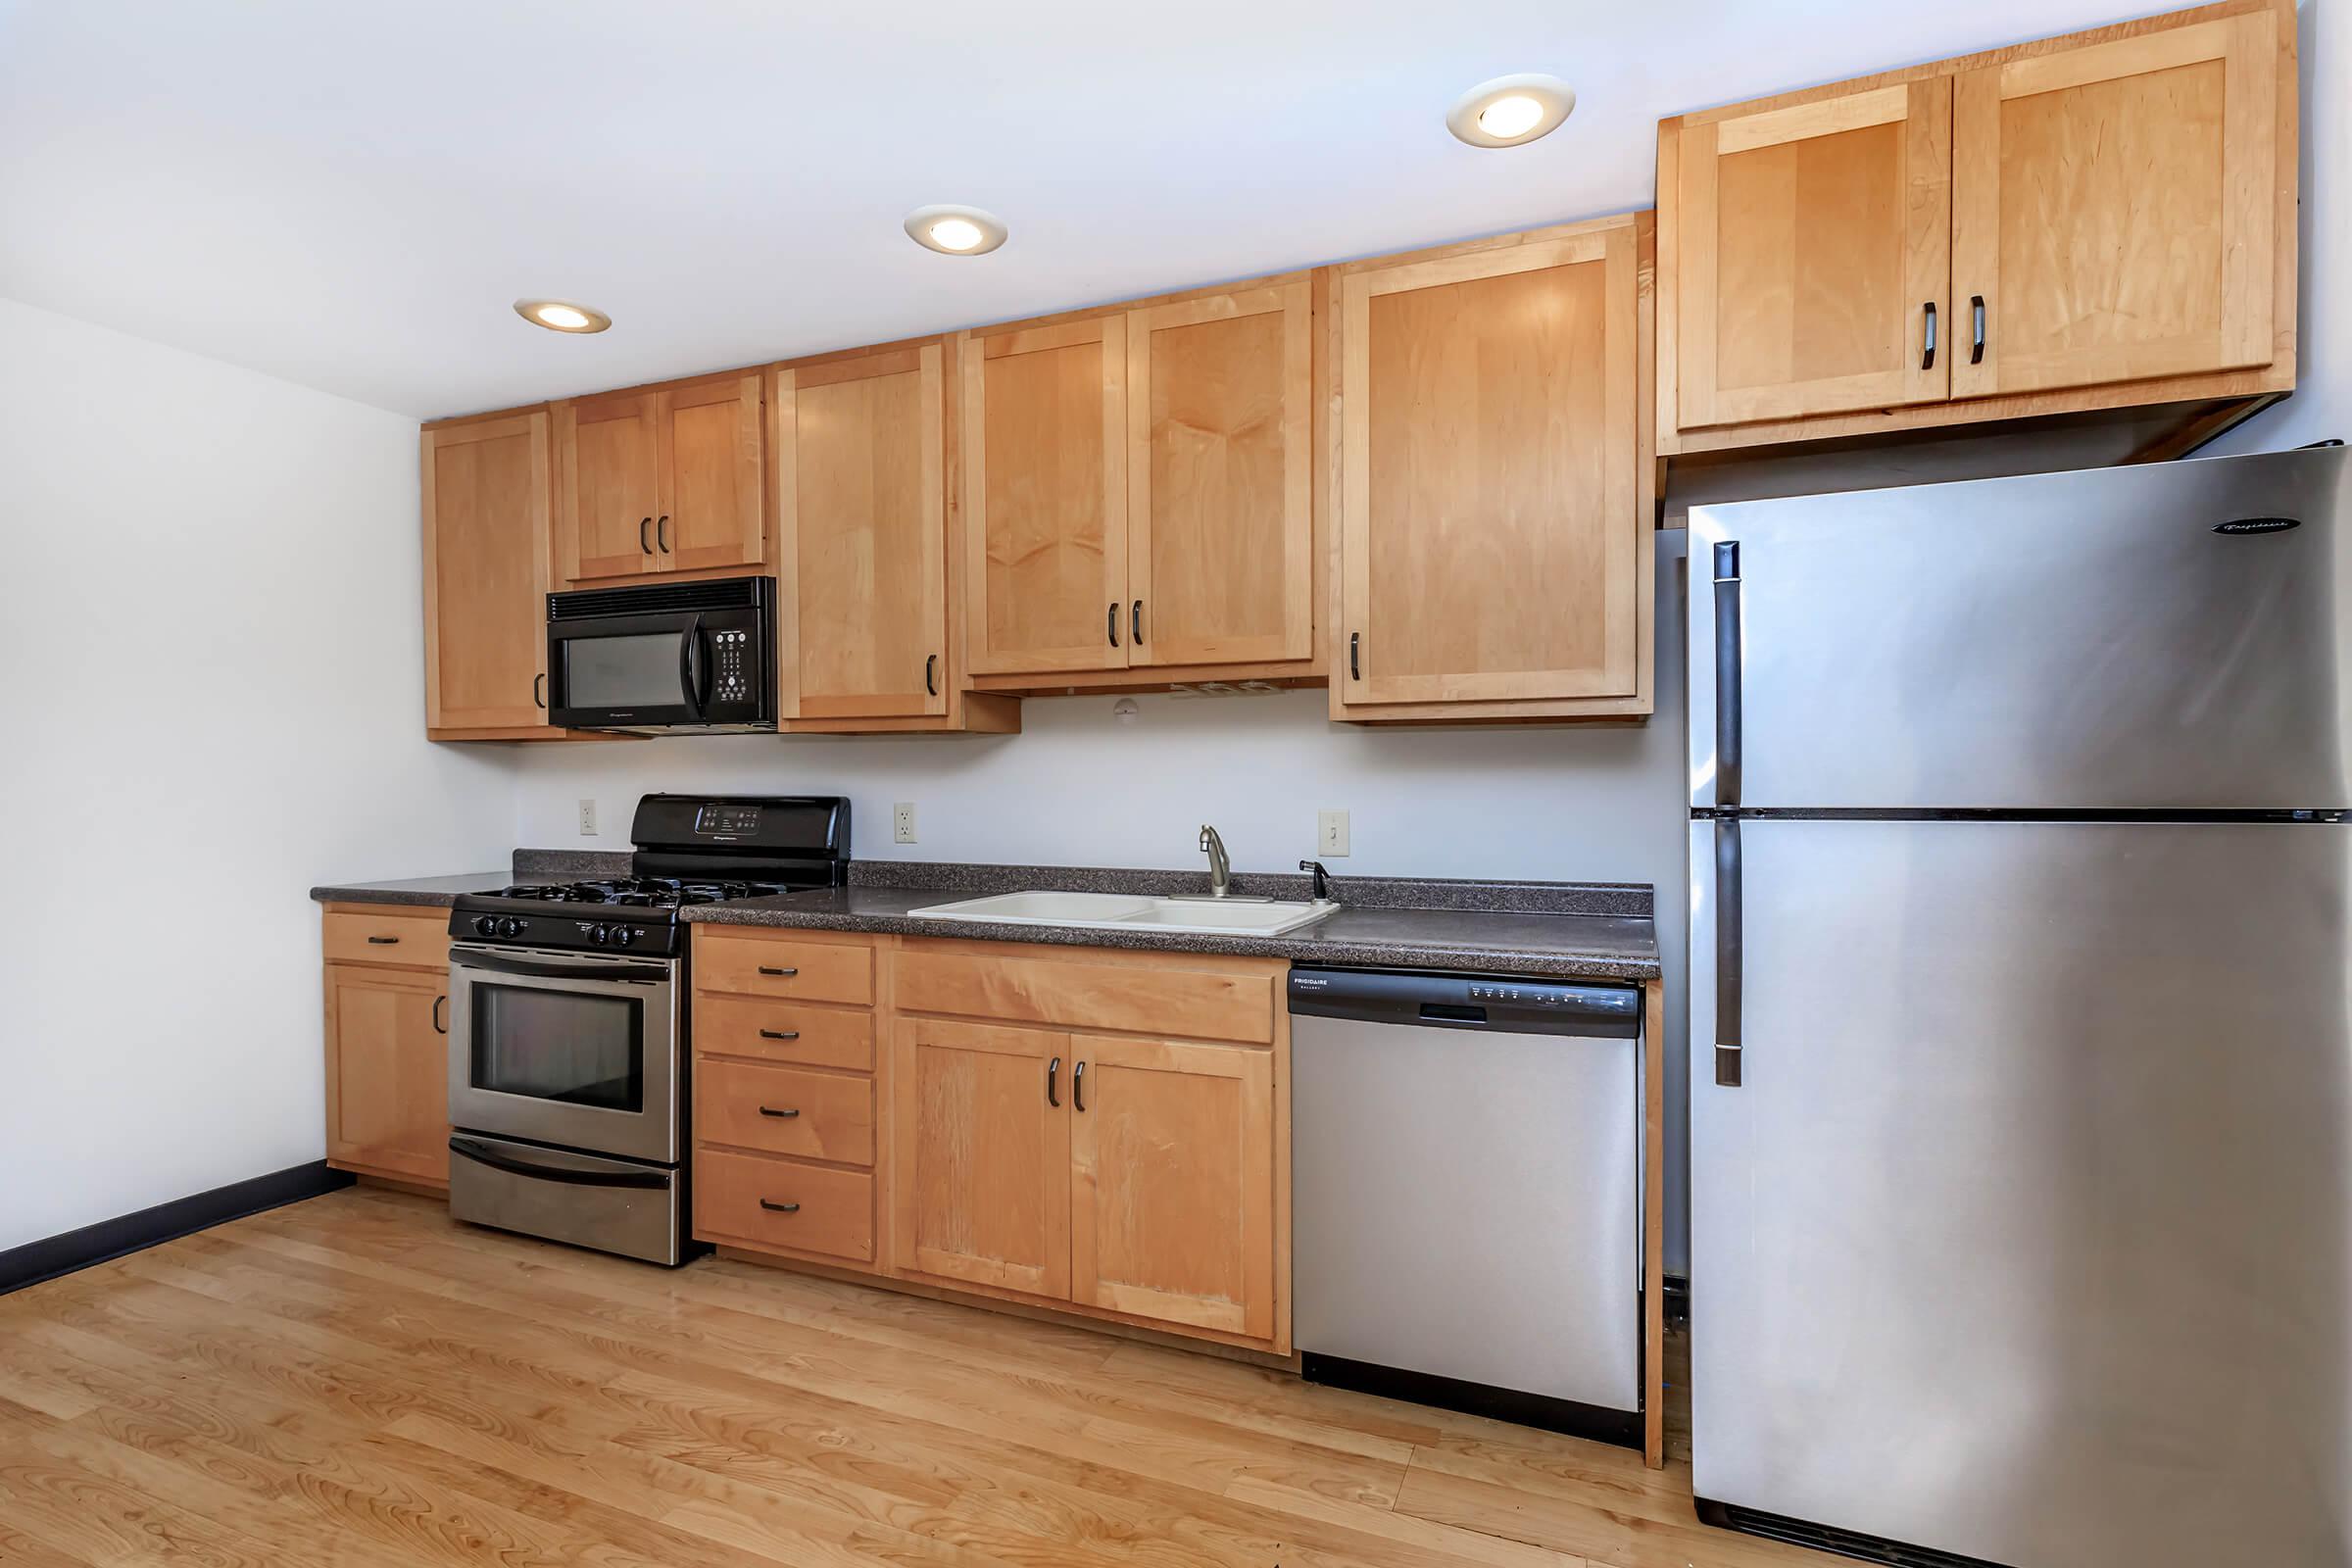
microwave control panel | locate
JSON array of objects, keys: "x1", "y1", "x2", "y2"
[{"x1": 712, "y1": 629, "x2": 751, "y2": 705}]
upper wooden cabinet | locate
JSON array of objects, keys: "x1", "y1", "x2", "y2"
[
  {"x1": 555, "y1": 372, "x2": 764, "y2": 583},
  {"x1": 1331, "y1": 216, "x2": 1653, "y2": 722},
  {"x1": 1658, "y1": 0, "x2": 2296, "y2": 455},
  {"x1": 961, "y1": 278, "x2": 1318, "y2": 687},
  {"x1": 772, "y1": 343, "x2": 1017, "y2": 735},
  {"x1": 420, "y1": 411, "x2": 561, "y2": 736}
]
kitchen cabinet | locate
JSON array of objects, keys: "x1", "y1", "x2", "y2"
[
  {"x1": 1331, "y1": 214, "x2": 1654, "y2": 723},
  {"x1": 961, "y1": 277, "x2": 1319, "y2": 689},
  {"x1": 420, "y1": 410, "x2": 567, "y2": 738},
  {"x1": 555, "y1": 372, "x2": 764, "y2": 583},
  {"x1": 1657, "y1": 0, "x2": 2296, "y2": 456},
  {"x1": 320, "y1": 904, "x2": 452, "y2": 1188},
  {"x1": 888, "y1": 939, "x2": 1290, "y2": 1350},
  {"x1": 771, "y1": 341, "x2": 1019, "y2": 734}
]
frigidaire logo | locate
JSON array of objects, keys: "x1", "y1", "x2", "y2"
[{"x1": 2213, "y1": 516, "x2": 2301, "y2": 535}]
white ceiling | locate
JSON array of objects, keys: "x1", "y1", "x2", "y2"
[{"x1": 0, "y1": 0, "x2": 2136, "y2": 419}]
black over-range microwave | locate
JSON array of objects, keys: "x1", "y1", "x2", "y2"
[{"x1": 547, "y1": 576, "x2": 776, "y2": 733}]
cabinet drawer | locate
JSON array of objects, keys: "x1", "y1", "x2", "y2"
[
  {"x1": 323, "y1": 908, "x2": 452, "y2": 969},
  {"x1": 894, "y1": 944, "x2": 1275, "y2": 1044},
  {"x1": 693, "y1": 996, "x2": 875, "y2": 1070},
  {"x1": 695, "y1": 930, "x2": 874, "y2": 1005},
  {"x1": 695, "y1": 1150, "x2": 874, "y2": 1263},
  {"x1": 697, "y1": 1060, "x2": 874, "y2": 1166}
]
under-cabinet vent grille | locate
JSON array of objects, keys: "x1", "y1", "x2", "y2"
[{"x1": 549, "y1": 575, "x2": 768, "y2": 619}]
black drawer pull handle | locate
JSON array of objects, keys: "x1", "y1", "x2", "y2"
[
  {"x1": 758, "y1": 1105, "x2": 801, "y2": 1119},
  {"x1": 925, "y1": 653, "x2": 939, "y2": 696},
  {"x1": 431, "y1": 996, "x2": 448, "y2": 1035},
  {"x1": 759, "y1": 965, "x2": 799, "y2": 977},
  {"x1": 759, "y1": 1200, "x2": 801, "y2": 1213},
  {"x1": 1349, "y1": 631, "x2": 1361, "y2": 681},
  {"x1": 1107, "y1": 603, "x2": 1120, "y2": 648},
  {"x1": 759, "y1": 1027, "x2": 801, "y2": 1041},
  {"x1": 657, "y1": 514, "x2": 670, "y2": 553},
  {"x1": 1921, "y1": 301, "x2": 1937, "y2": 371},
  {"x1": 640, "y1": 516, "x2": 653, "y2": 554},
  {"x1": 1132, "y1": 599, "x2": 1143, "y2": 645},
  {"x1": 1072, "y1": 1058, "x2": 1086, "y2": 1113},
  {"x1": 1047, "y1": 1055, "x2": 1060, "y2": 1107},
  {"x1": 1970, "y1": 294, "x2": 1986, "y2": 365},
  {"x1": 366, "y1": 935, "x2": 400, "y2": 945},
  {"x1": 533, "y1": 671, "x2": 546, "y2": 710}
]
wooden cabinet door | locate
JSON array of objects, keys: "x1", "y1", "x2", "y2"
[
  {"x1": 1675, "y1": 77, "x2": 1951, "y2": 427},
  {"x1": 659, "y1": 373, "x2": 765, "y2": 573},
  {"x1": 558, "y1": 391, "x2": 662, "y2": 580},
  {"x1": 890, "y1": 1017, "x2": 1071, "y2": 1298},
  {"x1": 1339, "y1": 226, "x2": 1642, "y2": 707},
  {"x1": 774, "y1": 349, "x2": 948, "y2": 719},
  {"x1": 1125, "y1": 283, "x2": 1313, "y2": 667},
  {"x1": 1951, "y1": 9, "x2": 2278, "y2": 398},
  {"x1": 323, "y1": 964, "x2": 450, "y2": 1185},
  {"x1": 421, "y1": 411, "x2": 555, "y2": 731},
  {"x1": 962, "y1": 318, "x2": 1128, "y2": 674},
  {"x1": 1067, "y1": 1036, "x2": 1275, "y2": 1339}
]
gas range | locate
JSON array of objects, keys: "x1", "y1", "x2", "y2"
[{"x1": 448, "y1": 797, "x2": 851, "y2": 956}]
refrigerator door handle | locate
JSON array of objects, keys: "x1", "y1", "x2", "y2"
[
  {"x1": 1713, "y1": 541, "x2": 1741, "y2": 806},
  {"x1": 1715, "y1": 818, "x2": 1743, "y2": 1087}
]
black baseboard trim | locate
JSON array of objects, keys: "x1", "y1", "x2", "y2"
[
  {"x1": 1695, "y1": 1497, "x2": 2015, "y2": 1568},
  {"x1": 1301, "y1": 1352, "x2": 1642, "y2": 1449},
  {"x1": 0, "y1": 1160, "x2": 354, "y2": 1297}
]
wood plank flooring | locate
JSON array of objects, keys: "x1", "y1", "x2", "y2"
[{"x1": 0, "y1": 1188, "x2": 1840, "y2": 1567}]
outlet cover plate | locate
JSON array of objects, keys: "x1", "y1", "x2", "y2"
[{"x1": 893, "y1": 803, "x2": 917, "y2": 844}]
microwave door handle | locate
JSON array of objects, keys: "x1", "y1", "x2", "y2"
[{"x1": 678, "y1": 614, "x2": 706, "y2": 717}]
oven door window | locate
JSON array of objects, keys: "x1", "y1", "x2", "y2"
[
  {"x1": 468, "y1": 983, "x2": 645, "y2": 1112},
  {"x1": 564, "y1": 632, "x2": 684, "y2": 710}
]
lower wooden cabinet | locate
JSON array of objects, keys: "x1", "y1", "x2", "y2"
[{"x1": 320, "y1": 904, "x2": 452, "y2": 1187}]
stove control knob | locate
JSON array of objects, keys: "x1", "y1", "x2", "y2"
[
  {"x1": 472, "y1": 915, "x2": 497, "y2": 937},
  {"x1": 590, "y1": 924, "x2": 610, "y2": 946},
  {"x1": 613, "y1": 926, "x2": 639, "y2": 948},
  {"x1": 497, "y1": 917, "x2": 523, "y2": 939}
]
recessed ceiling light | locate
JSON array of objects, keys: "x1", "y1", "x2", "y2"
[
  {"x1": 1446, "y1": 74, "x2": 1576, "y2": 148},
  {"x1": 514, "y1": 299, "x2": 611, "y2": 333},
  {"x1": 904, "y1": 204, "x2": 1007, "y2": 257}
]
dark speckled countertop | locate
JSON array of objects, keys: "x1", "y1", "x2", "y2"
[{"x1": 313, "y1": 854, "x2": 1658, "y2": 982}]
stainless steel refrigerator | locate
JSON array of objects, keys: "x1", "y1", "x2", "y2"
[{"x1": 1686, "y1": 443, "x2": 2350, "y2": 1568}]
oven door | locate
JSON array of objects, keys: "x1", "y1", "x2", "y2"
[{"x1": 447, "y1": 944, "x2": 680, "y2": 1164}]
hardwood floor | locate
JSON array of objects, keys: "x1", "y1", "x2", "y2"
[{"x1": 0, "y1": 1188, "x2": 1838, "y2": 1567}]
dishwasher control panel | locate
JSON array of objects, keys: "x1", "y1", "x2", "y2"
[{"x1": 1288, "y1": 966, "x2": 1641, "y2": 1037}]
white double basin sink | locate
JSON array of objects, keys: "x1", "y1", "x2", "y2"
[{"x1": 906, "y1": 889, "x2": 1338, "y2": 937}]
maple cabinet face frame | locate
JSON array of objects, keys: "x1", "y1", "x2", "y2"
[{"x1": 420, "y1": 410, "x2": 572, "y2": 739}]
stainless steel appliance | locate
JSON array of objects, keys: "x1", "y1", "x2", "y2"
[
  {"x1": 546, "y1": 575, "x2": 775, "y2": 733},
  {"x1": 1688, "y1": 443, "x2": 2350, "y2": 1568},
  {"x1": 1290, "y1": 966, "x2": 1645, "y2": 1446},
  {"x1": 445, "y1": 794, "x2": 849, "y2": 1264}
]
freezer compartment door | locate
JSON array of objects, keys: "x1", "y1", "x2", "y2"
[
  {"x1": 1689, "y1": 444, "x2": 2352, "y2": 809},
  {"x1": 1688, "y1": 818, "x2": 2352, "y2": 1567}
]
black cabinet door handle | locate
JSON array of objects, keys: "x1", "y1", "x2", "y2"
[
  {"x1": 1107, "y1": 603, "x2": 1120, "y2": 648},
  {"x1": 760, "y1": 1199, "x2": 801, "y2": 1213},
  {"x1": 758, "y1": 1105, "x2": 801, "y2": 1119},
  {"x1": 640, "y1": 516, "x2": 653, "y2": 554},
  {"x1": 1047, "y1": 1055, "x2": 1060, "y2": 1107},
  {"x1": 533, "y1": 672, "x2": 547, "y2": 710},
  {"x1": 1921, "y1": 301, "x2": 1937, "y2": 371},
  {"x1": 657, "y1": 514, "x2": 671, "y2": 553},
  {"x1": 1348, "y1": 631, "x2": 1361, "y2": 681},
  {"x1": 432, "y1": 996, "x2": 448, "y2": 1035},
  {"x1": 925, "y1": 654, "x2": 939, "y2": 696},
  {"x1": 759, "y1": 1027, "x2": 800, "y2": 1041},
  {"x1": 1971, "y1": 295, "x2": 1986, "y2": 365},
  {"x1": 758, "y1": 965, "x2": 798, "y2": 977},
  {"x1": 1132, "y1": 600, "x2": 1143, "y2": 645},
  {"x1": 1072, "y1": 1059, "x2": 1086, "y2": 1113}
]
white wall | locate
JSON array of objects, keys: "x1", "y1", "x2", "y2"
[
  {"x1": 508, "y1": 534, "x2": 1697, "y2": 1268},
  {"x1": 0, "y1": 297, "x2": 514, "y2": 1251}
]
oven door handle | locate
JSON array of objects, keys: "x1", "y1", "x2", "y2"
[
  {"x1": 448, "y1": 1137, "x2": 669, "y2": 1189},
  {"x1": 451, "y1": 950, "x2": 671, "y2": 984}
]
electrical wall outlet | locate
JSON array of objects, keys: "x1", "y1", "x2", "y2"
[
  {"x1": 1318, "y1": 808, "x2": 1350, "y2": 857},
  {"x1": 893, "y1": 802, "x2": 917, "y2": 844},
  {"x1": 577, "y1": 798, "x2": 598, "y2": 836}
]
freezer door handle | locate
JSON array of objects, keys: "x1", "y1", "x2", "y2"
[
  {"x1": 1715, "y1": 818, "x2": 1743, "y2": 1087},
  {"x1": 1713, "y1": 541, "x2": 1741, "y2": 806}
]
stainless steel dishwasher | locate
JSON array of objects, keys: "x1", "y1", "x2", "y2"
[{"x1": 1290, "y1": 965, "x2": 1644, "y2": 1446}]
